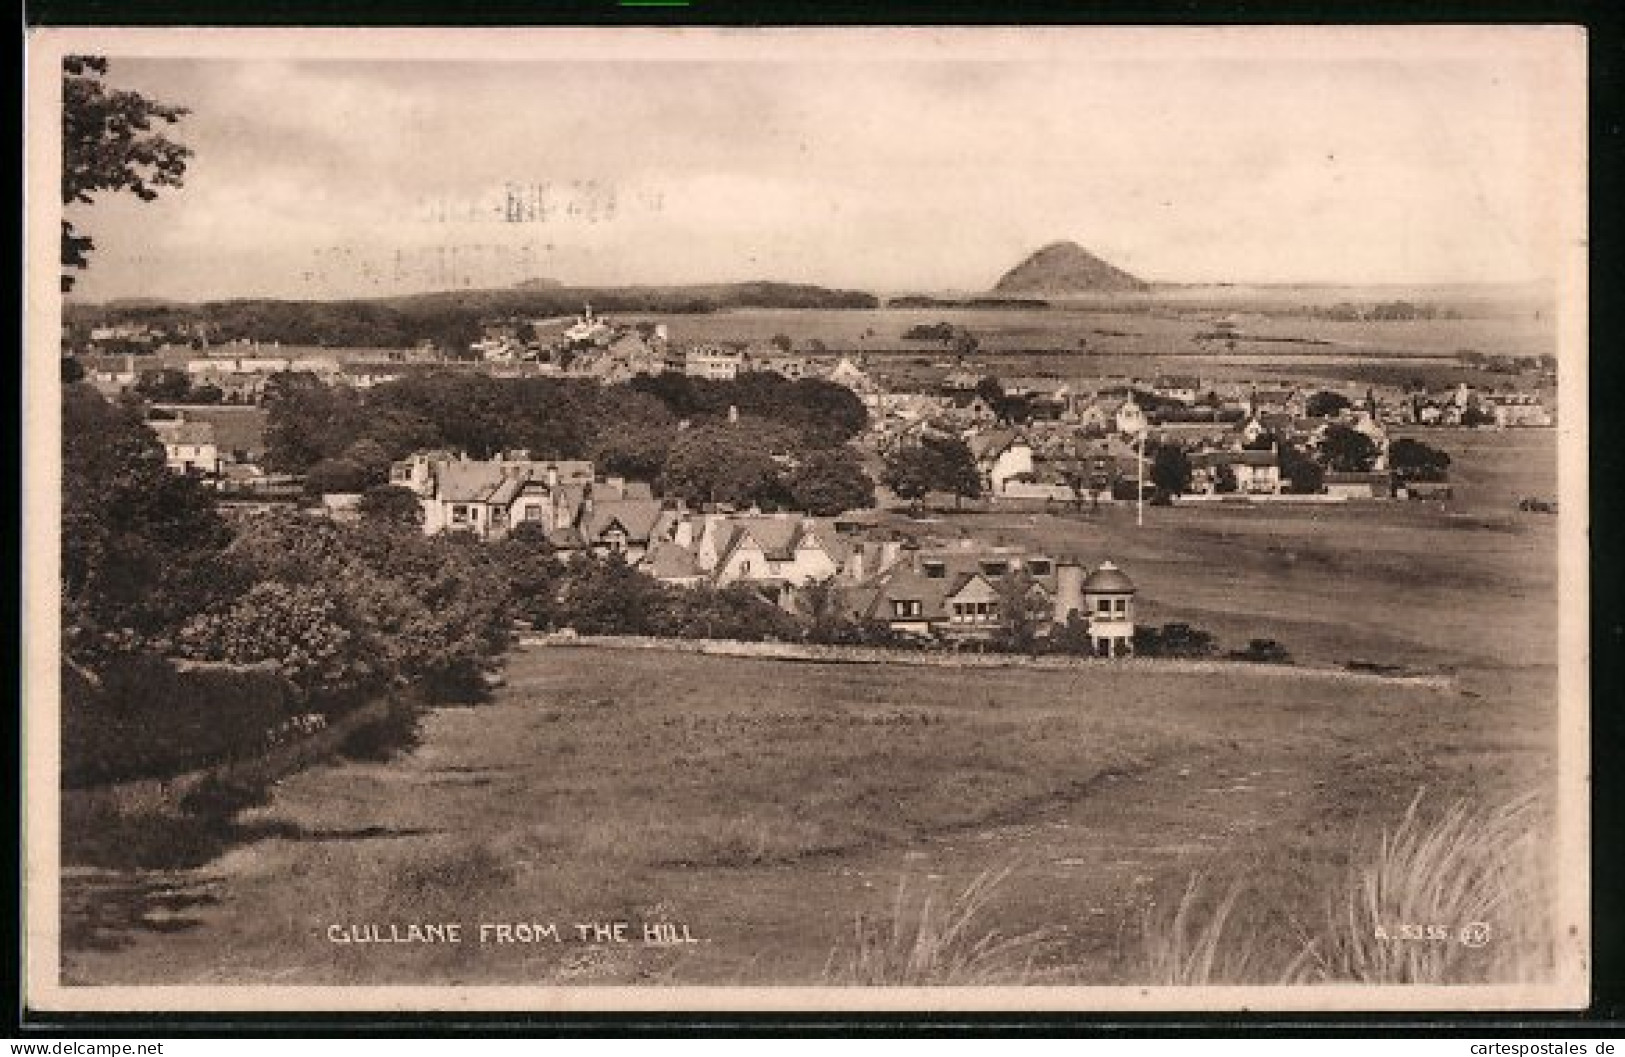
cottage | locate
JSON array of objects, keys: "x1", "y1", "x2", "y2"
[
  {"x1": 578, "y1": 497, "x2": 675, "y2": 563},
  {"x1": 1190, "y1": 448, "x2": 1282, "y2": 496},
  {"x1": 826, "y1": 355, "x2": 879, "y2": 395},
  {"x1": 148, "y1": 417, "x2": 222, "y2": 477},
  {"x1": 705, "y1": 515, "x2": 849, "y2": 596},
  {"x1": 1151, "y1": 375, "x2": 1203, "y2": 406},
  {"x1": 390, "y1": 452, "x2": 598, "y2": 540},
  {"x1": 667, "y1": 343, "x2": 744, "y2": 381},
  {"x1": 858, "y1": 541, "x2": 1117, "y2": 642},
  {"x1": 967, "y1": 429, "x2": 1032, "y2": 496},
  {"x1": 945, "y1": 392, "x2": 999, "y2": 428}
]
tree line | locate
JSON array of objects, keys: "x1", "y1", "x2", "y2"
[{"x1": 266, "y1": 369, "x2": 877, "y2": 516}]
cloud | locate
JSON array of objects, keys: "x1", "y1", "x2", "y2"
[{"x1": 65, "y1": 37, "x2": 1574, "y2": 300}]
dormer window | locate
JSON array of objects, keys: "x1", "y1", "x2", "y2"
[
  {"x1": 980, "y1": 560, "x2": 1008, "y2": 577},
  {"x1": 923, "y1": 560, "x2": 947, "y2": 579},
  {"x1": 1026, "y1": 559, "x2": 1052, "y2": 577}
]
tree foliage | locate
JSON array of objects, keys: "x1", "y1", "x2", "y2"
[
  {"x1": 783, "y1": 447, "x2": 875, "y2": 516},
  {"x1": 1150, "y1": 444, "x2": 1193, "y2": 496},
  {"x1": 62, "y1": 384, "x2": 236, "y2": 663},
  {"x1": 1305, "y1": 390, "x2": 1352, "y2": 418},
  {"x1": 1279, "y1": 444, "x2": 1326, "y2": 494},
  {"x1": 61, "y1": 55, "x2": 192, "y2": 291},
  {"x1": 358, "y1": 484, "x2": 425, "y2": 527},
  {"x1": 1316, "y1": 424, "x2": 1380, "y2": 473},
  {"x1": 1389, "y1": 438, "x2": 1452, "y2": 482}
]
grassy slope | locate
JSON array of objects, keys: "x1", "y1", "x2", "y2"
[{"x1": 62, "y1": 638, "x2": 1549, "y2": 986}]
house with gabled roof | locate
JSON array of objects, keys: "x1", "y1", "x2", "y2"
[
  {"x1": 578, "y1": 497, "x2": 675, "y2": 564},
  {"x1": 966, "y1": 428, "x2": 1034, "y2": 496},
  {"x1": 1189, "y1": 448, "x2": 1283, "y2": 495},
  {"x1": 826, "y1": 355, "x2": 879, "y2": 395},
  {"x1": 1152, "y1": 375, "x2": 1203, "y2": 405},
  {"x1": 148, "y1": 416, "x2": 222, "y2": 477},
  {"x1": 390, "y1": 451, "x2": 621, "y2": 541},
  {"x1": 857, "y1": 540, "x2": 1112, "y2": 643}
]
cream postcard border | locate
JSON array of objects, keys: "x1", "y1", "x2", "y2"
[{"x1": 22, "y1": 24, "x2": 1592, "y2": 1014}]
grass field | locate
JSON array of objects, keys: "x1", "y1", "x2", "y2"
[
  {"x1": 61, "y1": 429, "x2": 1559, "y2": 987},
  {"x1": 61, "y1": 643, "x2": 1552, "y2": 987}
]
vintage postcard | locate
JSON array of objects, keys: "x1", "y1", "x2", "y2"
[{"x1": 23, "y1": 26, "x2": 1589, "y2": 1013}]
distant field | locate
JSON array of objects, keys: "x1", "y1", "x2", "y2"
[{"x1": 624, "y1": 298, "x2": 1555, "y2": 362}]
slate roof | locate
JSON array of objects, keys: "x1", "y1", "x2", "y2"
[
  {"x1": 967, "y1": 429, "x2": 1023, "y2": 462},
  {"x1": 433, "y1": 462, "x2": 513, "y2": 503},
  {"x1": 582, "y1": 499, "x2": 669, "y2": 545},
  {"x1": 643, "y1": 539, "x2": 704, "y2": 580},
  {"x1": 713, "y1": 516, "x2": 849, "y2": 568},
  {"x1": 861, "y1": 546, "x2": 1070, "y2": 624},
  {"x1": 149, "y1": 420, "x2": 217, "y2": 446}
]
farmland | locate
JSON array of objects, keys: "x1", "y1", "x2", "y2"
[{"x1": 60, "y1": 431, "x2": 1559, "y2": 989}]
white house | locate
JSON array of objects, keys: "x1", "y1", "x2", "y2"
[{"x1": 148, "y1": 417, "x2": 222, "y2": 477}]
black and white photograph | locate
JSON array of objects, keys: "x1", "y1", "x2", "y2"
[{"x1": 24, "y1": 26, "x2": 1589, "y2": 1012}]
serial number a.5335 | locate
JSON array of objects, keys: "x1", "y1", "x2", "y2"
[{"x1": 1375, "y1": 924, "x2": 1454, "y2": 941}]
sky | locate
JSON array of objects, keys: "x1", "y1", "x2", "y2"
[{"x1": 49, "y1": 28, "x2": 1583, "y2": 302}]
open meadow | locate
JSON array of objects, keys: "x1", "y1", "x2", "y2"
[
  {"x1": 61, "y1": 642, "x2": 1553, "y2": 987},
  {"x1": 61, "y1": 434, "x2": 1559, "y2": 988}
]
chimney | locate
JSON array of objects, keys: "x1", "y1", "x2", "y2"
[
  {"x1": 673, "y1": 517, "x2": 696, "y2": 549},
  {"x1": 546, "y1": 466, "x2": 559, "y2": 488}
]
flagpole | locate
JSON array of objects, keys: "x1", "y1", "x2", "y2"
[{"x1": 1137, "y1": 429, "x2": 1145, "y2": 527}]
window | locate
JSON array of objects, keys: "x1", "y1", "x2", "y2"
[
  {"x1": 1097, "y1": 599, "x2": 1113, "y2": 616},
  {"x1": 452, "y1": 505, "x2": 469, "y2": 523},
  {"x1": 923, "y1": 561, "x2": 947, "y2": 579},
  {"x1": 1114, "y1": 598, "x2": 1128, "y2": 615},
  {"x1": 524, "y1": 505, "x2": 543, "y2": 521},
  {"x1": 893, "y1": 599, "x2": 922, "y2": 619},
  {"x1": 740, "y1": 560, "x2": 752, "y2": 575},
  {"x1": 980, "y1": 561, "x2": 1008, "y2": 577},
  {"x1": 1026, "y1": 559, "x2": 1052, "y2": 576}
]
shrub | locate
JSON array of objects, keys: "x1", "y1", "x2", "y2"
[
  {"x1": 1229, "y1": 638, "x2": 1293, "y2": 664},
  {"x1": 339, "y1": 695, "x2": 424, "y2": 760},
  {"x1": 179, "y1": 772, "x2": 272, "y2": 823},
  {"x1": 1134, "y1": 622, "x2": 1217, "y2": 659},
  {"x1": 176, "y1": 581, "x2": 371, "y2": 699},
  {"x1": 61, "y1": 655, "x2": 296, "y2": 787}
]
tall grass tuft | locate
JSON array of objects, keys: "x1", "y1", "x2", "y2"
[
  {"x1": 1297, "y1": 790, "x2": 1554, "y2": 984},
  {"x1": 825, "y1": 867, "x2": 1051, "y2": 985},
  {"x1": 1140, "y1": 874, "x2": 1306, "y2": 985},
  {"x1": 1140, "y1": 791, "x2": 1554, "y2": 985}
]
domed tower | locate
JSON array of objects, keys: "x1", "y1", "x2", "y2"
[{"x1": 1083, "y1": 560, "x2": 1137, "y2": 657}]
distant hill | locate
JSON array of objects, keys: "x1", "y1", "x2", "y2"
[{"x1": 991, "y1": 241, "x2": 1148, "y2": 295}]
